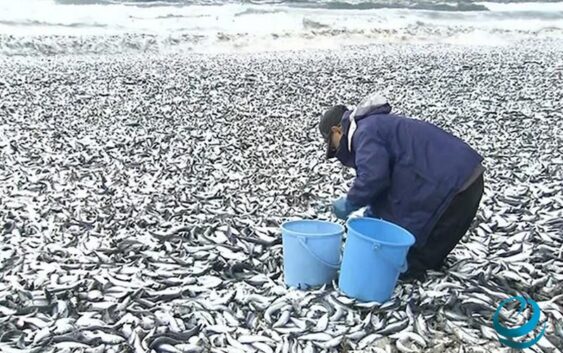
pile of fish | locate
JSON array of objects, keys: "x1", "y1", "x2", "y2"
[{"x1": 0, "y1": 43, "x2": 562, "y2": 353}]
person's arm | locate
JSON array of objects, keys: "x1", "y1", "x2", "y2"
[{"x1": 347, "y1": 130, "x2": 391, "y2": 207}]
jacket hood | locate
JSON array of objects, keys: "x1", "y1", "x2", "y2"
[
  {"x1": 352, "y1": 93, "x2": 392, "y2": 121},
  {"x1": 335, "y1": 93, "x2": 392, "y2": 167}
]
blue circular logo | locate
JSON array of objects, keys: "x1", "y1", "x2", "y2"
[{"x1": 492, "y1": 296, "x2": 546, "y2": 349}]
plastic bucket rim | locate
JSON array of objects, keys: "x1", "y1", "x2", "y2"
[
  {"x1": 346, "y1": 217, "x2": 415, "y2": 247},
  {"x1": 282, "y1": 219, "x2": 345, "y2": 238}
]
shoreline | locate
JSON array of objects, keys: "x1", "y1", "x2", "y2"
[{"x1": 1, "y1": 33, "x2": 563, "y2": 58}]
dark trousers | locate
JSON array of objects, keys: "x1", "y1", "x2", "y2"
[{"x1": 405, "y1": 173, "x2": 485, "y2": 274}]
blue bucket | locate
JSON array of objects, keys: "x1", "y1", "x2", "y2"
[
  {"x1": 282, "y1": 220, "x2": 344, "y2": 289},
  {"x1": 339, "y1": 217, "x2": 415, "y2": 302}
]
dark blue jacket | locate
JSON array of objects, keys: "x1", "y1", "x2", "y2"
[{"x1": 335, "y1": 103, "x2": 483, "y2": 248}]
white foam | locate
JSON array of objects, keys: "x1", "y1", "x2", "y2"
[
  {"x1": 0, "y1": 0, "x2": 562, "y2": 54},
  {"x1": 443, "y1": 29, "x2": 510, "y2": 47}
]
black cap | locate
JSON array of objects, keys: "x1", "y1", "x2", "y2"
[{"x1": 320, "y1": 105, "x2": 348, "y2": 159}]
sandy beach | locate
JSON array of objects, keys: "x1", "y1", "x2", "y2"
[{"x1": 1, "y1": 42, "x2": 562, "y2": 352}]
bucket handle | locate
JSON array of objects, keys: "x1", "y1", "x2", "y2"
[
  {"x1": 297, "y1": 237, "x2": 340, "y2": 269},
  {"x1": 372, "y1": 242, "x2": 409, "y2": 273}
]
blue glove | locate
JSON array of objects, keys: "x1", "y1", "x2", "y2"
[{"x1": 332, "y1": 196, "x2": 360, "y2": 220}]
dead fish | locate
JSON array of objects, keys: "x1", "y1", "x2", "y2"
[{"x1": 1, "y1": 47, "x2": 560, "y2": 353}]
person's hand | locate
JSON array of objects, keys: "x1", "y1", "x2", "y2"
[{"x1": 332, "y1": 196, "x2": 359, "y2": 220}]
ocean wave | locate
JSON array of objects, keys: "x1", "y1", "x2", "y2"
[
  {"x1": 129, "y1": 13, "x2": 212, "y2": 19},
  {"x1": 479, "y1": 2, "x2": 563, "y2": 12},
  {"x1": 538, "y1": 25, "x2": 563, "y2": 31},
  {"x1": 55, "y1": 0, "x2": 116, "y2": 4},
  {"x1": 302, "y1": 18, "x2": 330, "y2": 29},
  {"x1": 55, "y1": 0, "x2": 489, "y2": 11},
  {"x1": 287, "y1": 1, "x2": 490, "y2": 12},
  {"x1": 423, "y1": 9, "x2": 563, "y2": 19},
  {"x1": 55, "y1": 0, "x2": 196, "y2": 4},
  {"x1": 0, "y1": 20, "x2": 108, "y2": 29},
  {"x1": 234, "y1": 8, "x2": 286, "y2": 16},
  {"x1": 488, "y1": 10, "x2": 563, "y2": 19},
  {"x1": 155, "y1": 13, "x2": 205, "y2": 18},
  {"x1": 55, "y1": 0, "x2": 234, "y2": 7}
]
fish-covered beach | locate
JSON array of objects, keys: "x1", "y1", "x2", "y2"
[{"x1": 1, "y1": 1, "x2": 563, "y2": 353}]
